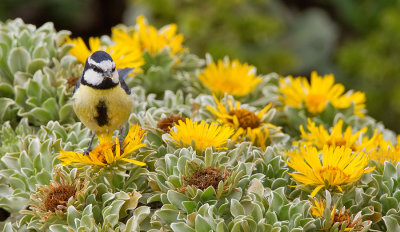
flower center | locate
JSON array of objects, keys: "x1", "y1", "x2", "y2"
[
  {"x1": 229, "y1": 109, "x2": 260, "y2": 129},
  {"x1": 327, "y1": 138, "x2": 347, "y2": 147},
  {"x1": 318, "y1": 166, "x2": 350, "y2": 185},
  {"x1": 306, "y1": 93, "x2": 327, "y2": 114},
  {"x1": 44, "y1": 185, "x2": 76, "y2": 212},
  {"x1": 91, "y1": 143, "x2": 113, "y2": 164}
]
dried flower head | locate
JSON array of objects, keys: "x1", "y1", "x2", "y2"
[
  {"x1": 179, "y1": 166, "x2": 230, "y2": 192},
  {"x1": 157, "y1": 114, "x2": 185, "y2": 133},
  {"x1": 326, "y1": 206, "x2": 365, "y2": 231},
  {"x1": 43, "y1": 184, "x2": 75, "y2": 212},
  {"x1": 25, "y1": 167, "x2": 89, "y2": 226}
]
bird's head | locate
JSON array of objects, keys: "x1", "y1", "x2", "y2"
[{"x1": 82, "y1": 51, "x2": 119, "y2": 88}]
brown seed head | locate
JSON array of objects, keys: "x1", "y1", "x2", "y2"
[
  {"x1": 157, "y1": 115, "x2": 185, "y2": 133},
  {"x1": 184, "y1": 167, "x2": 227, "y2": 191},
  {"x1": 229, "y1": 109, "x2": 260, "y2": 129},
  {"x1": 44, "y1": 185, "x2": 76, "y2": 212}
]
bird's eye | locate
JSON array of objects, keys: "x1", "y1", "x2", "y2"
[
  {"x1": 112, "y1": 67, "x2": 115, "y2": 72},
  {"x1": 92, "y1": 66, "x2": 103, "y2": 73}
]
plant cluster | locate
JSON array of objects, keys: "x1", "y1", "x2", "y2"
[{"x1": 0, "y1": 17, "x2": 400, "y2": 232}]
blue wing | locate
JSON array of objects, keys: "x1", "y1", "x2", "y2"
[
  {"x1": 72, "y1": 76, "x2": 82, "y2": 96},
  {"x1": 118, "y1": 68, "x2": 134, "y2": 95}
]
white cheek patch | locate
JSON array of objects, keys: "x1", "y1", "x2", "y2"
[{"x1": 84, "y1": 69, "x2": 104, "y2": 86}]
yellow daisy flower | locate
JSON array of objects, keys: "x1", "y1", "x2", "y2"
[
  {"x1": 279, "y1": 71, "x2": 366, "y2": 116},
  {"x1": 58, "y1": 125, "x2": 146, "y2": 167},
  {"x1": 311, "y1": 198, "x2": 326, "y2": 218},
  {"x1": 298, "y1": 119, "x2": 377, "y2": 152},
  {"x1": 108, "y1": 28, "x2": 145, "y2": 70},
  {"x1": 166, "y1": 118, "x2": 234, "y2": 151},
  {"x1": 66, "y1": 34, "x2": 144, "y2": 70},
  {"x1": 198, "y1": 58, "x2": 262, "y2": 97},
  {"x1": 136, "y1": 15, "x2": 185, "y2": 56},
  {"x1": 287, "y1": 145, "x2": 375, "y2": 197},
  {"x1": 66, "y1": 37, "x2": 101, "y2": 64},
  {"x1": 369, "y1": 134, "x2": 400, "y2": 164},
  {"x1": 206, "y1": 95, "x2": 280, "y2": 150}
]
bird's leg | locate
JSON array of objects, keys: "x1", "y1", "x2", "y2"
[
  {"x1": 118, "y1": 125, "x2": 126, "y2": 154},
  {"x1": 119, "y1": 125, "x2": 126, "y2": 146},
  {"x1": 83, "y1": 132, "x2": 96, "y2": 155}
]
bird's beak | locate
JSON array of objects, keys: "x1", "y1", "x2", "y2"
[{"x1": 104, "y1": 71, "x2": 113, "y2": 79}]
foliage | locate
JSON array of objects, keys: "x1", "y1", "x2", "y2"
[{"x1": 1, "y1": 17, "x2": 400, "y2": 232}]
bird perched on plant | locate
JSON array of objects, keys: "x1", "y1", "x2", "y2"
[{"x1": 72, "y1": 50, "x2": 134, "y2": 154}]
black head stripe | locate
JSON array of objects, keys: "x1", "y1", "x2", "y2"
[{"x1": 90, "y1": 51, "x2": 114, "y2": 63}]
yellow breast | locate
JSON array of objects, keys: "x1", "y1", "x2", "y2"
[{"x1": 72, "y1": 84, "x2": 133, "y2": 134}]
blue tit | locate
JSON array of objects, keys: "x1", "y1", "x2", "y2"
[{"x1": 72, "y1": 50, "x2": 134, "y2": 154}]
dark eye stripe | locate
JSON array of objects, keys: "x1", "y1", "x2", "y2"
[{"x1": 92, "y1": 66, "x2": 103, "y2": 73}]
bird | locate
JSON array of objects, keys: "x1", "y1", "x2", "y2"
[{"x1": 72, "y1": 50, "x2": 134, "y2": 154}]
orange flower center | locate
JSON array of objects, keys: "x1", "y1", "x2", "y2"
[
  {"x1": 91, "y1": 142, "x2": 113, "y2": 164},
  {"x1": 306, "y1": 93, "x2": 327, "y2": 114},
  {"x1": 327, "y1": 138, "x2": 357, "y2": 150},
  {"x1": 318, "y1": 166, "x2": 350, "y2": 184},
  {"x1": 229, "y1": 109, "x2": 260, "y2": 129},
  {"x1": 327, "y1": 138, "x2": 347, "y2": 147}
]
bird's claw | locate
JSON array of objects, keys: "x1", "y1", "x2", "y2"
[{"x1": 83, "y1": 148, "x2": 92, "y2": 156}]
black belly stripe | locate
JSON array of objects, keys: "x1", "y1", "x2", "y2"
[{"x1": 95, "y1": 100, "x2": 109, "y2": 126}]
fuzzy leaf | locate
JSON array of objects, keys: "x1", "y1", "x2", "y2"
[
  {"x1": 156, "y1": 209, "x2": 179, "y2": 224},
  {"x1": 0, "y1": 98, "x2": 16, "y2": 121},
  {"x1": 182, "y1": 201, "x2": 196, "y2": 214},
  {"x1": 27, "y1": 58, "x2": 47, "y2": 74},
  {"x1": 36, "y1": 170, "x2": 51, "y2": 185},
  {"x1": 230, "y1": 199, "x2": 245, "y2": 217},
  {"x1": 8, "y1": 47, "x2": 30, "y2": 74},
  {"x1": 167, "y1": 190, "x2": 190, "y2": 210},
  {"x1": 67, "y1": 206, "x2": 80, "y2": 229},
  {"x1": 201, "y1": 186, "x2": 217, "y2": 201},
  {"x1": 195, "y1": 215, "x2": 213, "y2": 232},
  {"x1": 49, "y1": 225, "x2": 69, "y2": 232},
  {"x1": 247, "y1": 179, "x2": 264, "y2": 196},
  {"x1": 0, "y1": 83, "x2": 14, "y2": 98},
  {"x1": 32, "y1": 45, "x2": 50, "y2": 60},
  {"x1": 171, "y1": 222, "x2": 195, "y2": 232}
]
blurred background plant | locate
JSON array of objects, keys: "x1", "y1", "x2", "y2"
[{"x1": 2, "y1": 0, "x2": 399, "y2": 131}]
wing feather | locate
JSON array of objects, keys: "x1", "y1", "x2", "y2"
[{"x1": 117, "y1": 68, "x2": 134, "y2": 95}]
